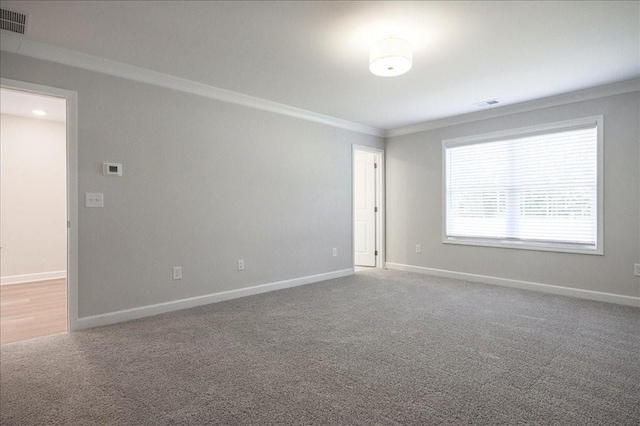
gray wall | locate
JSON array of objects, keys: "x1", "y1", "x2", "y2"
[
  {"x1": 386, "y1": 91, "x2": 640, "y2": 298},
  {"x1": 0, "y1": 52, "x2": 383, "y2": 318}
]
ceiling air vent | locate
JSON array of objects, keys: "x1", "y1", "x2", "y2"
[
  {"x1": 473, "y1": 99, "x2": 499, "y2": 108},
  {"x1": 0, "y1": 9, "x2": 27, "y2": 35}
]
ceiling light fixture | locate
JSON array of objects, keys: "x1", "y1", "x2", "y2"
[
  {"x1": 369, "y1": 37, "x2": 412, "y2": 77},
  {"x1": 32, "y1": 109, "x2": 47, "y2": 116}
]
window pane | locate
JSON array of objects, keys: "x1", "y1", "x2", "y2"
[{"x1": 445, "y1": 124, "x2": 598, "y2": 250}]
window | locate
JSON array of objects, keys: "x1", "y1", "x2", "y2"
[{"x1": 443, "y1": 116, "x2": 603, "y2": 254}]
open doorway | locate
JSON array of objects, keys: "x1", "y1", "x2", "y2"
[
  {"x1": 352, "y1": 145, "x2": 384, "y2": 271},
  {"x1": 0, "y1": 87, "x2": 69, "y2": 344}
]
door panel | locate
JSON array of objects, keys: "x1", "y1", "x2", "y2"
[{"x1": 354, "y1": 151, "x2": 376, "y2": 266}]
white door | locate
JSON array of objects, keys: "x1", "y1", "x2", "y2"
[{"x1": 354, "y1": 151, "x2": 376, "y2": 266}]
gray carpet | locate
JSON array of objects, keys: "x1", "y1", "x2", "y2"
[{"x1": 1, "y1": 269, "x2": 639, "y2": 425}]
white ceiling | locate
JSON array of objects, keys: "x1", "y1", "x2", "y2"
[
  {"x1": 1, "y1": 1, "x2": 638, "y2": 130},
  {"x1": 0, "y1": 88, "x2": 66, "y2": 122}
]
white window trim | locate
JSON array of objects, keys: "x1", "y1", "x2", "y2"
[{"x1": 441, "y1": 115, "x2": 604, "y2": 255}]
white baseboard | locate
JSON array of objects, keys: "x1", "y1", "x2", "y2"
[
  {"x1": 1, "y1": 271, "x2": 67, "y2": 285},
  {"x1": 385, "y1": 262, "x2": 640, "y2": 307},
  {"x1": 77, "y1": 268, "x2": 354, "y2": 330}
]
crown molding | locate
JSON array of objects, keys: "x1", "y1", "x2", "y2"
[
  {"x1": 3, "y1": 32, "x2": 636, "y2": 140},
  {"x1": 0, "y1": 32, "x2": 384, "y2": 137},
  {"x1": 385, "y1": 78, "x2": 640, "y2": 138}
]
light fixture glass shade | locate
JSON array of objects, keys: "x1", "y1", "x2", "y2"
[{"x1": 369, "y1": 37, "x2": 412, "y2": 77}]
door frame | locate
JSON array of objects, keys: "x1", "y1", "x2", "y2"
[
  {"x1": 352, "y1": 144, "x2": 385, "y2": 269},
  {"x1": 1, "y1": 78, "x2": 79, "y2": 331}
]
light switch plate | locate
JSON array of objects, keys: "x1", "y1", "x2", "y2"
[{"x1": 85, "y1": 193, "x2": 104, "y2": 208}]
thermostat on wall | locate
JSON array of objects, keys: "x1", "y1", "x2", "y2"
[{"x1": 103, "y1": 162, "x2": 123, "y2": 176}]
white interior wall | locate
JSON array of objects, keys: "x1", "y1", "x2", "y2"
[
  {"x1": 1, "y1": 114, "x2": 67, "y2": 283},
  {"x1": 0, "y1": 52, "x2": 384, "y2": 320},
  {"x1": 386, "y1": 91, "x2": 640, "y2": 301}
]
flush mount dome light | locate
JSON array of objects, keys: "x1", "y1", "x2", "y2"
[
  {"x1": 32, "y1": 109, "x2": 46, "y2": 116},
  {"x1": 369, "y1": 37, "x2": 412, "y2": 77}
]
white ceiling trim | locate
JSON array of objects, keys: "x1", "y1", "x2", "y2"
[
  {"x1": 386, "y1": 78, "x2": 640, "y2": 138},
  {"x1": 0, "y1": 32, "x2": 384, "y2": 137},
  {"x1": 3, "y1": 32, "x2": 636, "y2": 141}
]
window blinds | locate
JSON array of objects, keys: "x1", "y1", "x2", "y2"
[{"x1": 445, "y1": 125, "x2": 598, "y2": 249}]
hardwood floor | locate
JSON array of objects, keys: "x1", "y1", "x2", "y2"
[{"x1": 0, "y1": 278, "x2": 67, "y2": 345}]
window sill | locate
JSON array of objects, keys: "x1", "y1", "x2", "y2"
[{"x1": 443, "y1": 237, "x2": 603, "y2": 256}]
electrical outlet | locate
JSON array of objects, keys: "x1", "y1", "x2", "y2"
[
  {"x1": 332, "y1": 248, "x2": 337, "y2": 257},
  {"x1": 238, "y1": 259, "x2": 245, "y2": 271},
  {"x1": 172, "y1": 266, "x2": 182, "y2": 280},
  {"x1": 634, "y1": 263, "x2": 640, "y2": 277},
  {"x1": 416, "y1": 244, "x2": 422, "y2": 254}
]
